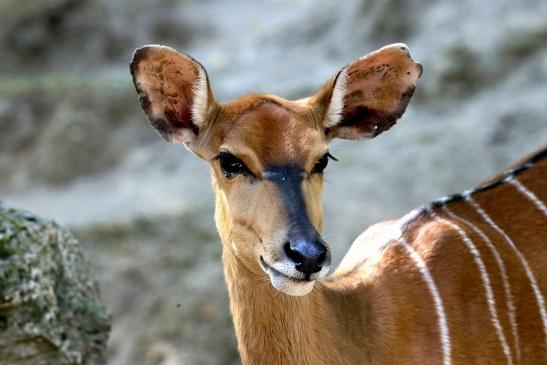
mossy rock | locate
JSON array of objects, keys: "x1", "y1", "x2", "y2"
[{"x1": 0, "y1": 202, "x2": 110, "y2": 365}]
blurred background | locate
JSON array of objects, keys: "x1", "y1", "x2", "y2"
[{"x1": 1, "y1": 0, "x2": 546, "y2": 364}]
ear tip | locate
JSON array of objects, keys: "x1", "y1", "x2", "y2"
[
  {"x1": 129, "y1": 45, "x2": 181, "y2": 91},
  {"x1": 131, "y1": 45, "x2": 158, "y2": 62},
  {"x1": 380, "y1": 43, "x2": 423, "y2": 79},
  {"x1": 130, "y1": 46, "x2": 152, "y2": 78},
  {"x1": 380, "y1": 43, "x2": 418, "y2": 59},
  {"x1": 393, "y1": 42, "x2": 409, "y2": 51},
  {"x1": 416, "y1": 62, "x2": 424, "y2": 78},
  {"x1": 129, "y1": 45, "x2": 206, "y2": 79},
  {"x1": 383, "y1": 42, "x2": 410, "y2": 51},
  {"x1": 130, "y1": 44, "x2": 179, "y2": 69}
]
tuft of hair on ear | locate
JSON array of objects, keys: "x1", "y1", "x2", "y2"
[
  {"x1": 323, "y1": 69, "x2": 348, "y2": 129},
  {"x1": 315, "y1": 43, "x2": 422, "y2": 141},
  {"x1": 190, "y1": 66, "x2": 210, "y2": 130}
]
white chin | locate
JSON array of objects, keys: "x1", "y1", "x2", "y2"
[{"x1": 268, "y1": 269, "x2": 315, "y2": 296}]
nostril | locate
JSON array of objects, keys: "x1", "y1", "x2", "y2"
[
  {"x1": 284, "y1": 239, "x2": 328, "y2": 278},
  {"x1": 317, "y1": 249, "x2": 327, "y2": 265},
  {"x1": 284, "y1": 242, "x2": 304, "y2": 264}
]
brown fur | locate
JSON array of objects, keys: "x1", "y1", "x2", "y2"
[{"x1": 130, "y1": 44, "x2": 546, "y2": 364}]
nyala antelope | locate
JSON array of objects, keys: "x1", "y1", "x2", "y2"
[{"x1": 130, "y1": 43, "x2": 547, "y2": 364}]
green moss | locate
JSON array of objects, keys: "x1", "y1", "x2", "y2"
[
  {"x1": 0, "y1": 244, "x2": 14, "y2": 259},
  {"x1": 0, "y1": 202, "x2": 110, "y2": 364}
]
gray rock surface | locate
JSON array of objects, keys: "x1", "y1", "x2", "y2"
[{"x1": 0, "y1": 203, "x2": 110, "y2": 365}]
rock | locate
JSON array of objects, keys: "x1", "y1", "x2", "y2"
[{"x1": 0, "y1": 203, "x2": 110, "y2": 365}]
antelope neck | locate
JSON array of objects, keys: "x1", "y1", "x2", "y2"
[{"x1": 221, "y1": 245, "x2": 349, "y2": 364}]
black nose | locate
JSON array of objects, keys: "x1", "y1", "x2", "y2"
[{"x1": 284, "y1": 240, "x2": 327, "y2": 279}]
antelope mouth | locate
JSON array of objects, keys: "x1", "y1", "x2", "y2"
[{"x1": 259, "y1": 256, "x2": 315, "y2": 296}]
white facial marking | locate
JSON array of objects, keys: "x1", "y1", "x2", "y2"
[
  {"x1": 509, "y1": 178, "x2": 547, "y2": 217},
  {"x1": 466, "y1": 196, "x2": 547, "y2": 351},
  {"x1": 261, "y1": 240, "x2": 329, "y2": 296},
  {"x1": 267, "y1": 260, "x2": 330, "y2": 282},
  {"x1": 269, "y1": 270, "x2": 315, "y2": 296},
  {"x1": 443, "y1": 205, "x2": 520, "y2": 362},
  {"x1": 433, "y1": 209, "x2": 513, "y2": 365}
]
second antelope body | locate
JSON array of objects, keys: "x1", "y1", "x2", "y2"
[{"x1": 130, "y1": 44, "x2": 547, "y2": 364}]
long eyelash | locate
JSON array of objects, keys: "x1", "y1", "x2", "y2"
[
  {"x1": 327, "y1": 152, "x2": 338, "y2": 161},
  {"x1": 214, "y1": 152, "x2": 336, "y2": 165},
  {"x1": 212, "y1": 151, "x2": 230, "y2": 161},
  {"x1": 214, "y1": 151, "x2": 256, "y2": 178}
]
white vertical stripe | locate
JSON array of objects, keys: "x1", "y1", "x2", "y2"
[
  {"x1": 398, "y1": 237, "x2": 452, "y2": 365},
  {"x1": 509, "y1": 178, "x2": 547, "y2": 217},
  {"x1": 443, "y1": 206, "x2": 520, "y2": 362},
  {"x1": 466, "y1": 196, "x2": 547, "y2": 352},
  {"x1": 433, "y1": 210, "x2": 513, "y2": 365}
]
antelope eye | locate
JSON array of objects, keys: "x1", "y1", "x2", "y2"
[
  {"x1": 312, "y1": 152, "x2": 337, "y2": 174},
  {"x1": 216, "y1": 152, "x2": 250, "y2": 178},
  {"x1": 313, "y1": 154, "x2": 329, "y2": 174}
]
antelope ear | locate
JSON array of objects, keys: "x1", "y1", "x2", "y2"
[
  {"x1": 314, "y1": 43, "x2": 422, "y2": 140},
  {"x1": 130, "y1": 45, "x2": 215, "y2": 146}
]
